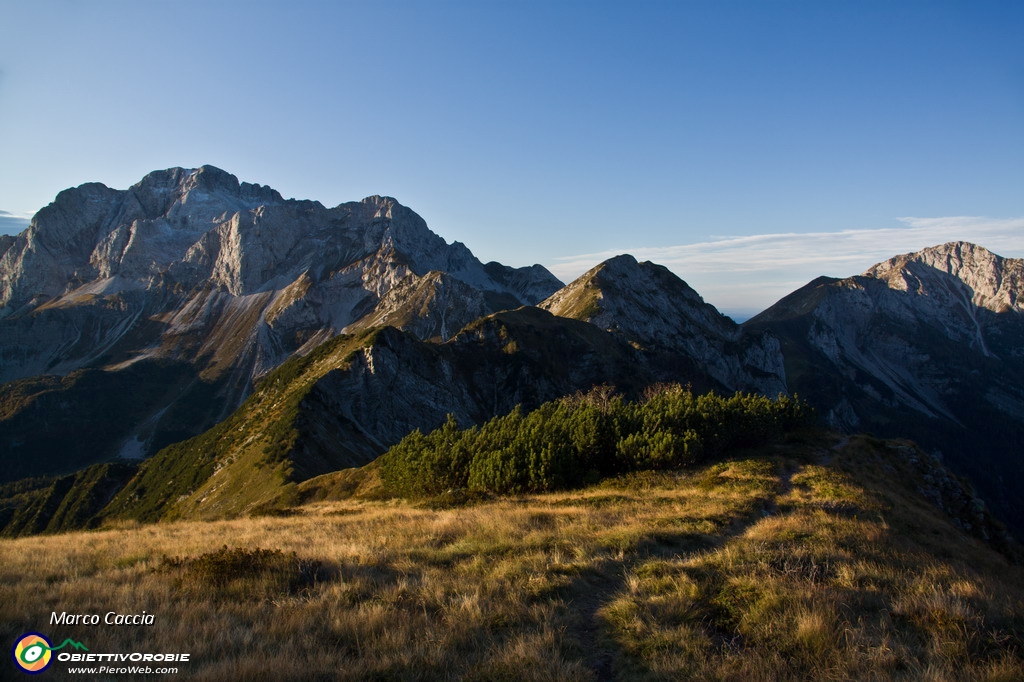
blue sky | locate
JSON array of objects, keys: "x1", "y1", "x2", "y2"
[{"x1": 1, "y1": 0, "x2": 1021, "y2": 317}]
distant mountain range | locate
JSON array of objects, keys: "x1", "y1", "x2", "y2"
[
  {"x1": 1, "y1": 167, "x2": 1022, "y2": 538},
  {"x1": 0, "y1": 210, "x2": 32, "y2": 236}
]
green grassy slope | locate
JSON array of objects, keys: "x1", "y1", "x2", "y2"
[{"x1": 100, "y1": 331, "x2": 373, "y2": 523}]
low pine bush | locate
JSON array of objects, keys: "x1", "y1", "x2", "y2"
[{"x1": 379, "y1": 385, "x2": 810, "y2": 497}]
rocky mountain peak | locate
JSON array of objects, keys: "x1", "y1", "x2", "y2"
[
  {"x1": 864, "y1": 241, "x2": 1023, "y2": 314},
  {"x1": 178, "y1": 165, "x2": 240, "y2": 194},
  {"x1": 542, "y1": 254, "x2": 732, "y2": 336},
  {"x1": 747, "y1": 241, "x2": 1024, "y2": 536},
  {"x1": 131, "y1": 165, "x2": 231, "y2": 196},
  {"x1": 592, "y1": 252, "x2": 641, "y2": 272},
  {"x1": 129, "y1": 165, "x2": 281, "y2": 203},
  {"x1": 357, "y1": 195, "x2": 440, "y2": 255},
  {"x1": 1, "y1": 167, "x2": 560, "y2": 316},
  {"x1": 361, "y1": 194, "x2": 399, "y2": 216},
  {"x1": 541, "y1": 254, "x2": 786, "y2": 395},
  {"x1": 0, "y1": 166, "x2": 563, "y2": 467}
]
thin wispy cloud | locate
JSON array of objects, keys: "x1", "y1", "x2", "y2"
[
  {"x1": 549, "y1": 217, "x2": 1024, "y2": 318},
  {"x1": 0, "y1": 210, "x2": 32, "y2": 236}
]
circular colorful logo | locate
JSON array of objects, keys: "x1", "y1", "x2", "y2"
[{"x1": 12, "y1": 633, "x2": 52, "y2": 674}]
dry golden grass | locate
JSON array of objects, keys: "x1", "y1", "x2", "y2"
[{"x1": 2, "y1": 433, "x2": 1022, "y2": 680}]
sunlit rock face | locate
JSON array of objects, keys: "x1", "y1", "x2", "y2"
[
  {"x1": 0, "y1": 166, "x2": 562, "y2": 463},
  {"x1": 0, "y1": 166, "x2": 561, "y2": 382}
]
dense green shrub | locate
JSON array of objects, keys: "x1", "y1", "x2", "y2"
[{"x1": 378, "y1": 385, "x2": 810, "y2": 497}]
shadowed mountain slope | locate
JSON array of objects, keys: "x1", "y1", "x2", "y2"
[
  {"x1": 746, "y1": 241, "x2": 1024, "y2": 534},
  {"x1": 19, "y1": 307, "x2": 650, "y2": 524}
]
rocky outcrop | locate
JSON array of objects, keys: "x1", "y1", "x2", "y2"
[
  {"x1": 541, "y1": 254, "x2": 787, "y2": 395},
  {"x1": 865, "y1": 241, "x2": 1023, "y2": 316}
]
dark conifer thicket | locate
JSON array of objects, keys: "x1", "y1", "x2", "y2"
[{"x1": 379, "y1": 385, "x2": 811, "y2": 497}]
